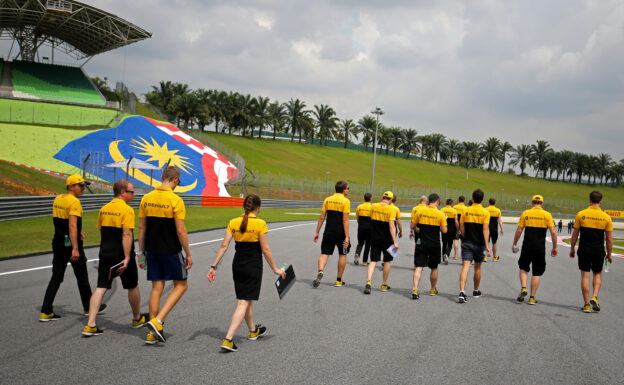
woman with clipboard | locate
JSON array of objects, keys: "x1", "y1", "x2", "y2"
[{"x1": 207, "y1": 194, "x2": 286, "y2": 352}]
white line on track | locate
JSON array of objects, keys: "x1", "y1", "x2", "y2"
[{"x1": 0, "y1": 222, "x2": 314, "y2": 277}]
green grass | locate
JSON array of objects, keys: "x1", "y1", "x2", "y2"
[
  {"x1": 0, "y1": 98, "x2": 117, "y2": 127},
  {"x1": 0, "y1": 122, "x2": 92, "y2": 173},
  {"x1": 561, "y1": 238, "x2": 624, "y2": 251},
  {"x1": 0, "y1": 161, "x2": 110, "y2": 196},
  {"x1": 0, "y1": 207, "x2": 319, "y2": 258},
  {"x1": 193, "y1": 132, "x2": 624, "y2": 211},
  {"x1": 0, "y1": 161, "x2": 68, "y2": 196}
]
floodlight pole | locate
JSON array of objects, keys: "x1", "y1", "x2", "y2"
[{"x1": 370, "y1": 107, "x2": 384, "y2": 194}]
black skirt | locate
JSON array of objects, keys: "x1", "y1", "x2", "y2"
[{"x1": 232, "y1": 242, "x2": 263, "y2": 300}]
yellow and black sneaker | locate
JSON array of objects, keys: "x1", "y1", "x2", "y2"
[
  {"x1": 516, "y1": 287, "x2": 528, "y2": 303},
  {"x1": 312, "y1": 270, "x2": 324, "y2": 288},
  {"x1": 248, "y1": 324, "x2": 267, "y2": 340},
  {"x1": 590, "y1": 296, "x2": 600, "y2": 312},
  {"x1": 493, "y1": 256, "x2": 500, "y2": 261},
  {"x1": 429, "y1": 288, "x2": 438, "y2": 296},
  {"x1": 454, "y1": 255, "x2": 459, "y2": 260},
  {"x1": 412, "y1": 289, "x2": 420, "y2": 300},
  {"x1": 483, "y1": 256, "x2": 488, "y2": 262},
  {"x1": 132, "y1": 313, "x2": 149, "y2": 328},
  {"x1": 582, "y1": 304, "x2": 592, "y2": 313},
  {"x1": 221, "y1": 338, "x2": 238, "y2": 352},
  {"x1": 82, "y1": 325, "x2": 103, "y2": 337},
  {"x1": 362, "y1": 261, "x2": 369, "y2": 265},
  {"x1": 40, "y1": 312, "x2": 61, "y2": 322},
  {"x1": 364, "y1": 281, "x2": 372, "y2": 295},
  {"x1": 528, "y1": 297, "x2": 538, "y2": 305},
  {"x1": 334, "y1": 280, "x2": 346, "y2": 287},
  {"x1": 147, "y1": 317, "x2": 166, "y2": 342},
  {"x1": 380, "y1": 284, "x2": 391, "y2": 292},
  {"x1": 145, "y1": 331, "x2": 158, "y2": 345}
]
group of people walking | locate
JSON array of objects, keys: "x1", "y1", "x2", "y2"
[
  {"x1": 313, "y1": 182, "x2": 614, "y2": 313},
  {"x1": 39, "y1": 171, "x2": 614, "y2": 352}
]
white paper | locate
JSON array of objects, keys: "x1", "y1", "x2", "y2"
[{"x1": 386, "y1": 245, "x2": 399, "y2": 258}]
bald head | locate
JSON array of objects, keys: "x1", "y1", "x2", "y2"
[{"x1": 419, "y1": 195, "x2": 427, "y2": 204}]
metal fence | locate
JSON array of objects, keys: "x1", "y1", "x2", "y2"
[
  {"x1": 0, "y1": 194, "x2": 324, "y2": 221},
  {"x1": 225, "y1": 170, "x2": 624, "y2": 215}
]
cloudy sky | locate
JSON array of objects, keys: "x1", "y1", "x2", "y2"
[{"x1": 10, "y1": 0, "x2": 624, "y2": 160}]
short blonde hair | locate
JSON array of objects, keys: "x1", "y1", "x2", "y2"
[{"x1": 162, "y1": 166, "x2": 181, "y2": 182}]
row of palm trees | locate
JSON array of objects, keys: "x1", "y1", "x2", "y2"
[{"x1": 143, "y1": 81, "x2": 624, "y2": 187}]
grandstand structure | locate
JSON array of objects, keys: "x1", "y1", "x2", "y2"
[{"x1": 0, "y1": 0, "x2": 151, "y2": 107}]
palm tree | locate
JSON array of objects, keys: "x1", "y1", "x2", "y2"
[
  {"x1": 358, "y1": 115, "x2": 377, "y2": 152},
  {"x1": 379, "y1": 126, "x2": 393, "y2": 155},
  {"x1": 418, "y1": 135, "x2": 431, "y2": 160},
  {"x1": 194, "y1": 88, "x2": 213, "y2": 131},
  {"x1": 510, "y1": 144, "x2": 531, "y2": 175},
  {"x1": 458, "y1": 141, "x2": 480, "y2": 168},
  {"x1": 267, "y1": 101, "x2": 287, "y2": 140},
  {"x1": 499, "y1": 141, "x2": 513, "y2": 172},
  {"x1": 401, "y1": 128, "x2": 419, "y2": 159},
  {"x1": 171, "y1": 92, "x2": 199, "y2": 130},
  {"x1": 389, "y1": 127, "x2": 404, "y2": 156},
  {"x1": 597, "y1": 153, "x2": 613, "y2": 184},
  {"x1": 285, "y1": 98, "x2": 309, "y2": 143},
  {"x1": 150, "y1": 80, "x2": 174, "y2": 112},
  {"x1": 340, "y1": 119, "x2": 358, "y2": 148},
  {"x1": 558, "y1": 150, "x2": 574, "y2": 182},
  {"x1": 253, "y1": 96, "x2": 270, "y2": 139},
  {"x1": 571, "y1": 152, "x2": 588, "y2": 184},
  {"x1": 444, "y1": 139, "x2": 462, "y2": 165},
  {"x1": 481, "y1": 137, "x2": 501, "y2": 170},
  {"x1": 429, "y1": 133, "x2": 446, "y2": 162},
  {"x1": 530, "y1": 140, "x2": 552, "y2": 178},
  {"x1": 313, "y1": 104, "x2": 339, "y2": 146}
]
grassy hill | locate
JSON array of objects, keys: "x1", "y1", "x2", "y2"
[
  {"x1": 192, "y1": 132, "x2": 624, "y2": 212},
  {"x1": 0, "y1": 161, "x2": 68, "y2": 196}
]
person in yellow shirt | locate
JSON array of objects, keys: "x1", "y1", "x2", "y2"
[
  {"x1": 40, "y1": 174, "x2": 103, "y2": 322},
  {"x1": 511, "y1": 195, "x2": 557, "y2": 305},
  {"x1": 354, "y1": 193, "x2": 373, "y2": 265},
  {"x1": 458, "y1": 189, "x2": 491, "y2": 303},
  {"x1": 569, "y1": 190, "x2": 613, "y2": 313},
  {"x1": 208, "y1": 195, "x2": 286, "y2": 352},
  {"x1": 313, "y1": 181, "x2": 351, "y2": 287},
  {"x1": 409, "y1": 195, "x2": 428, "y2": 244},
  {"x1": 440, "y1": 199, "x2": 459, "y2": 263},
  {"x1": 453, "y1": 196, "x2": 467, "y2": 259},
  {"x1": 364, "y1": 191, "x2": 399, "y2": 294},
  {"x1": 486, "y1": 198, "x2": 504, "y2": 262},
  {"x1": 412, "y1": 194, "x2": 447, "y2": 299},
  {"x1": 82, "y1": 180, "x2": 147, "y2": 337}
]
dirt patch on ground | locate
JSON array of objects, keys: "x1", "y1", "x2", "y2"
[{"x1": 0, "y1": 177, "x2": 56, "y2": 196}]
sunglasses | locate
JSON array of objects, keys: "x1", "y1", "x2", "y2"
[{"x1": 125, "y1": 190, "x2": 135, "y2": 194}]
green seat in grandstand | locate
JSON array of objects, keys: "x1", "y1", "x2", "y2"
[{"x1": 10, "y1": 61, "x2": 106, "y2": 106}]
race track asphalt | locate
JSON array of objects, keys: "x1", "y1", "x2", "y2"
[{"x1": 1, "y1": 220, "x2": 622, "y2": 385}]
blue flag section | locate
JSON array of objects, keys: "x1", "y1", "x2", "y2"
[{"x1": 54, "y1": 116, "x2": 239, "y2": 196}]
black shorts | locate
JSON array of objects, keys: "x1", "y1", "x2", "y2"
[
  {"x1": 577, "y1": 249, "x2": 605, "y2": 273},
  {"x1": 369, "y1": 243, "x2": 393, "y2": 262},
  {"x1": 489, "y1": 228, "x2": 498, "y2": 244},
  {"x1": 97, "y1": 256, "x2": 138, "y2": 289},
  {"x1": 461, "y1": 241, "x2": 485, "y2": 263},
  {"x1": 321, "y1": 234, "x2": 346, "y2": 255},
  {"x1": 414, "y1": 244, "x2": 441, "y2": 269},
  {"x1": 518, "y1": 247, "x2": 546, "y2": 276}
]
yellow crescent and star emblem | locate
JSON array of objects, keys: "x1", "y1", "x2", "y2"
[{"x1": 109, "y1": 137, "x2": 198, "y2": 193}]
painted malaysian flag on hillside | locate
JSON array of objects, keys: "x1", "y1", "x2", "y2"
[{"x1": 54, "y1": 116, "x2": 239, "y2": 196}]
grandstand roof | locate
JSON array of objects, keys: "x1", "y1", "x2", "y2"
[{"x1": 0, "y1": 0, "x2": 152, "y2": 60}]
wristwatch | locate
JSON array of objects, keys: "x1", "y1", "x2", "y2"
[{"x1": 210, "y1": 265, "x2": 217, "y2": 270}]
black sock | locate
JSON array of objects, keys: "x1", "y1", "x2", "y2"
[{"x1": 336, "y1": 277, "x2": 342, "y2": 282}]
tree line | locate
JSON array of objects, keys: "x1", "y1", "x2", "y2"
[{"x1": 140, "y1": 80, "x2": 624, "y2": 187}]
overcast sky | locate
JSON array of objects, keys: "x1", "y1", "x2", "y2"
[{"x1": 8, "y1": 0, "x2": 624, "y2": 161}]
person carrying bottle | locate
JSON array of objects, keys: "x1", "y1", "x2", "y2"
[
  {"x1": 354, "y1": 193, "x2": 373, "y2": 266},
  {"x1": 139, "y1": 166, "x2": 193, "y2": 344},
  {"x1": 40, "y1": 174, "x2": 105, "y2": 322},
  {"x1": 207, "y1": 194, "x2": 286, "y2": 352},
  {"x1": 569, "y1": 190, "x2": 613, "y2": 313},
  {"x1": 82, "y1": 180, "x2": 148, "y2": 337}
]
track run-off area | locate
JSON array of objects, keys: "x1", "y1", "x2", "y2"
[{"x1": 1, "y1": 220, "x2": 623, "y2": 384}]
